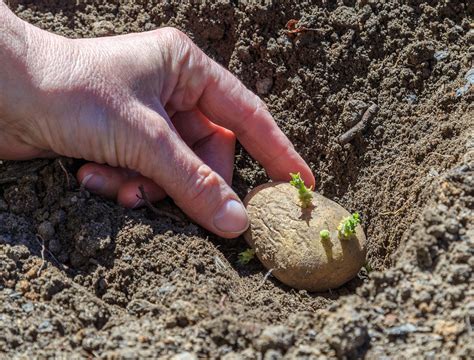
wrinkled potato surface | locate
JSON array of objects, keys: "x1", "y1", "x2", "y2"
[{"x1": 243, "y1": 182, "x2": 366, "y2": 291}]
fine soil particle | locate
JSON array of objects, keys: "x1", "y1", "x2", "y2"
[{"x1": 1, "y1": 1, "x2": 473, "y2": 358}]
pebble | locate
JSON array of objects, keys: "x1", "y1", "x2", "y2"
[
  {"x1": 157, "y1": 283, "x2": 176, "y2": 296},
  {"x1": 434, "y1": 50, "x2": 449, "y2": 61},
  {"x1": 455, "y1": 68, "x2": 474, "y2": 97},
  {"x1": 8, "y1": 292, "x2": 22, "y2": 299},
  {"x1": 405, "y1": 94, "x2": 418, "y2": 104},
  {"x1": 386, "y1": 323, "x2": 418, "y2": 336},
  {"x1": 21, "y1": 302, "x2": 34, "y2": 313},
  {"x1": 465, "y1": 68, "x2": 474, "y2": 84},
  {"x1": 37, "y1": 320, "x2": 53, "y2": 333}
]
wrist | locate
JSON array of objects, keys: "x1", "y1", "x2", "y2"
[
  {"x1": 0, "y1": 3, "x2": 36, "y2": 123},
  {"x1": 0, "y1": 3, "x2": 64, "y2": 133}
]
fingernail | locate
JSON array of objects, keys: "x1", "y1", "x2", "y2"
[
  {"x1": 132, "y1": 198, "x2": 145, "y2": 209},
  {"x1": 213, "y1": 199, "x2": 249, "y2": 234},
  {"x1": 81, "y1": 173, "x2": 105, "y2": 192}
]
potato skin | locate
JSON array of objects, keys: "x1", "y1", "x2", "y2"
[{"x1": 243, "y1": 182, "x2": 366, "y2": 291}]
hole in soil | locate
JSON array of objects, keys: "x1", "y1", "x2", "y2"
[{"x1": 0, "y1": 1, "x2": 472, "y2": 357}]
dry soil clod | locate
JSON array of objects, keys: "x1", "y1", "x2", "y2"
[
  {"x1": 339, "y1": 103, "x2": 379, "y2": 145},
  {"x1": 243, "y1": 182, "x2": 367, "y2": 291}
]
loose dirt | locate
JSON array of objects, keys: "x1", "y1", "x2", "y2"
[{"x1": 1, "y1": 1, "x2": 473, "y2": 358}]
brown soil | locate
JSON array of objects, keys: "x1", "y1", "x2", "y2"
[{"x1": 1, "y1": 1, "x2": 473, "y2": 358}]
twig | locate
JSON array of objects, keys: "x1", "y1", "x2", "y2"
[
  {"x1": 256, "y1": 269, "x2": 274, "y2": 290},
  {"x1": 137, "y1": 185, "x2": 183, "y2": 222},
  {"x1": 58, "y1": 160, "x2": 70, "y2": 188},
  {"x1": 218, "y1": 294, "x2": 227, "y2": 309},
  {"x1": 33, "y1": 234, "x2": 68, "y2": 272},
  {"x1": 339, "y1": 103, "x2": 379, "y2": 145},
  {"x1": 36, "y1": 235, "x2": 46, "y2": 277},
  {"x1": 380, "y1": 202, "x2": 409, "y2": 217}
]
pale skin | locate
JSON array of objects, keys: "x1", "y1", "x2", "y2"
[{"x1": 0, "y1": 1, "x2": 314, "y2": 238}]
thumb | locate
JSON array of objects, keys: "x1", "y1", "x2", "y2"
[{"x1": 131, "y1": 107, "x2": 249, "y2": 239}]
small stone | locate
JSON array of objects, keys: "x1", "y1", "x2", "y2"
[
  {"x1": 465, "y1": 68, "x2": 474, "y2": 84},
  {"x1": 21, "y1": 302, "x2": 34, "y2": 313},
  {"x1": 386, "y1": 323, "x2": 418, "y2": 336},
  {"x1": 405, "y1": 94, "x2": 418, "y2": 104},
  {"x1": 157, "y1": 283, "x2": 176, "y2": 296},
  {"x1": 433, "y1": 50, "x2": 449, "y2": 61},
  {"x1": 8, "y1": 292, "x2": 22, "y2": 299},
  {"x1": 37, "y1": 320, "x2": 53, "y2": 333}
]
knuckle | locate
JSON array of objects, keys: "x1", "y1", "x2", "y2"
[
  {"x1": 183, "y1": 164, "x2": 221, "y2": 203},
  {"x1": 157, "y1": 27, "x2": 190, "y2": 47},
  {"x1": 124, "y1": 112, "x2": 168, "y2": 172}
]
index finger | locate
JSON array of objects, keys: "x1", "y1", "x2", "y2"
[{"x1": 171, "y1": 35, "x2": 315, "y2": 187}]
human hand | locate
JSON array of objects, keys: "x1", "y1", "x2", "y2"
[{"x1": 0, "y1": 11, "x2": 314, "y2": 238}]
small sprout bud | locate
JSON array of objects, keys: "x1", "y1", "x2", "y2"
[
  {"x1": 320, "y1": 229, "x2": 330, "y2": 241},
  {"x1": 289, "y1": 172, "x2": 313, "y2": 208},
  {"x1": 337, "y1": 212, "x2": 361, "y2": 239},
  {"x1": 238, "y1": 248, "x2": 255, "y2": 265}
]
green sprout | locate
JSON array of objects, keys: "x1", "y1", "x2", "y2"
[
  {"x1": 337, "y1": 212, "x2": 361, "y2": 239},
  {"x1": 238, "y1": 248, "x2": 255, "y2": 265},
  {"x1": 289, "y1": 172, "x2": 313, "y2": 208},
  {"x1": 320, "y1": 229, "x2": 330, "y2": 241}
]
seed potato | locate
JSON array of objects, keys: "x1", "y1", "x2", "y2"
[{"x1": 243, "y1": 182, "x2": 366, "y2": 291}]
